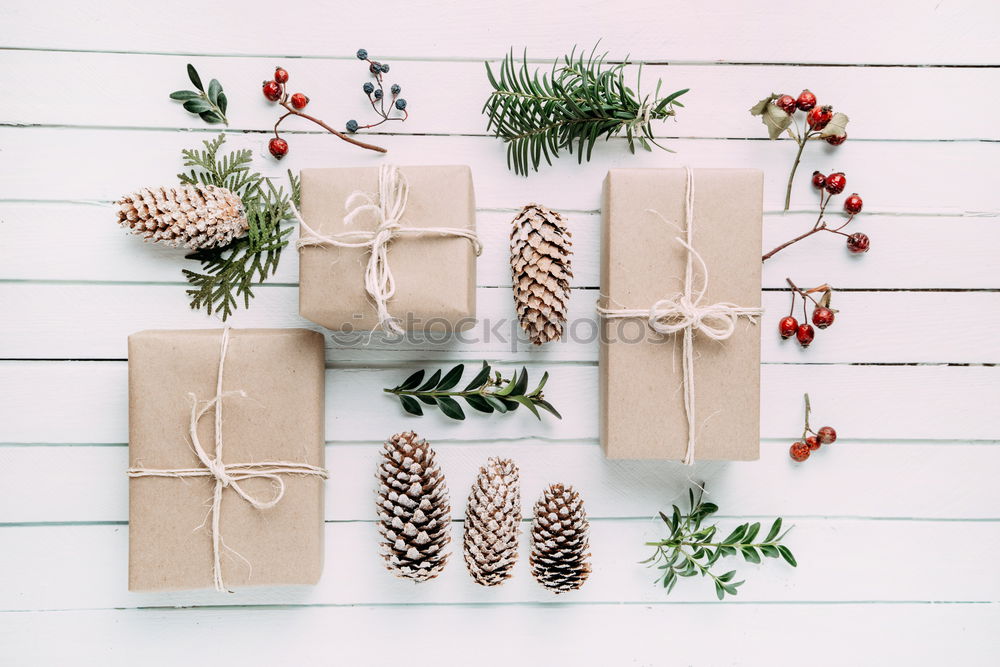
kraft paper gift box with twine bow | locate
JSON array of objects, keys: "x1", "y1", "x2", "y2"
[
  {"x1": 127, "y1": 328, "x2": 327, "y2": 592},
  {"x1": 597, "y1": 168, "x2": 764, "y2": 461},
  {"x1": 296, "y1": 164, "x2": 480, "y2": 335}
]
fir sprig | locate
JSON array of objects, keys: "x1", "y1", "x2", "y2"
[
  {"x1": 169, "y1": 64, "x2": 228, "y2": 125},
  {"x1": 384, "y1": 362, "x2": 561, "y2": 421},
  {"x1": 177, "y1": 134, "x2": 298, "y2": 320},
  {"x1": 483, "y1": 45, "x2": 688, "y2": 176},
  {"x1": 643, "y1": 487, "x2": 796, "y2": 600}
]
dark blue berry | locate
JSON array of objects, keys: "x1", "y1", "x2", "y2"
[
  {"x1": 356, "y1": 49, "x2": 368, "y2": 60},
  {"x1": 369, "y1": 63, "x2": 381, "y2": 74},
  {"x1": 390, "y1": 84, "x2": 401, "y2": 95},
  {"x1": 380, "y1": 63, "x2": 390, "y2": 73},
  {"x1": 346, "y1": 119, "x2": 359, "y2": 133},
  {"x1": 363, "y1": 82, "x2": 375, "y2": 94},
  {"x1": 373, "y1": 89, "x2": 383, "y2": 99},
  {"x1": 395, "y1": 98, "x2": 407, "y2": 110}
]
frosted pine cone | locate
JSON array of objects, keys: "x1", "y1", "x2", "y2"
[
  {"x1": 530, "y1": 483, "x2": 591, "y2": 593},
  {"x1": 116, "y1": 184, "x2": 247, "y2": 250},
  {"x1": 510, "y1": 203, "x2": 573, "y2": 345},
  {"x1": 464, "y1": 457, "x2": 522, "y2": 586},
  {"x1": 375, "y1": 431, "x2": 452, "y2": 582}
]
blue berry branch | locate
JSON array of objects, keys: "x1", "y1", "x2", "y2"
[{"x1": 347, "y1": 48, "x2": 409, "y2": 133}]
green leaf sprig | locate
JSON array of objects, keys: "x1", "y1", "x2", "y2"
[
  {"x1": 170, "y1": 64, "x2": 229, "y2": 125},
  {"x1": 177, "y1": 134, "x2": 299, "y2": 320},
  {"x1": 384, "y1": 362, "x2": 561, "y2": 421},
  {"x1": 483, "y1": 45, "x2": 688, "y2": 176},
  {"x1": 643, "y1": 487, "x2": 796, "y2": 600}
]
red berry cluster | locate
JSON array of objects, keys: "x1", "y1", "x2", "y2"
[
  {"x1": 762, "y1": 171, "x2": 868, "y2": 261},
  {"x1": 779, "y1": 279, "x2": 836, "y2": 348},
  {"x1": 789, "y1": 394, "x2": 837, "y2": 463}
]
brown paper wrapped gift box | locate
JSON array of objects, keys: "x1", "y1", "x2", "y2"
[
  {"x1": 599, "y1": 168, "x2": 763, "y2": 461},
  {"x1": 299, "y1": 165, "x2": 477, "y2": 333},
  {"x1": 128, "y1": 328, "x2": 326, "y2": 592}
]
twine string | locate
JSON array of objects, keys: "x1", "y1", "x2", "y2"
[
  {"x1": 295, "y1": 164, "x2": 483, "y2": 334},
  {"x1": 128, "y1": 328, "x2": 328, "y2": 592},
  {"x1": 596, "y1": 167, "x2": 762, "y2": 465}
]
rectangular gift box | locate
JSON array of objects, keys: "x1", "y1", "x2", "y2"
[
  {"x1": 599, "y1": 168, "x2": 763, "y2": 460},
  {"x1": 128, "y1": 328, "x2": 326, "y2": 591},
  {"x1": 299, "y1": 165, "x2": 477, "y2": 333}
]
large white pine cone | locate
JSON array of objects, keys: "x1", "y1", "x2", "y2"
[
  {"x1": 115, "y1": 184, "x2": 247, "y2": 250},
  {"x1": 464, "y1": 457, "x2": 522, "y2": 586}
]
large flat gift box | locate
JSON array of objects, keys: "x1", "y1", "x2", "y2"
[
  {"x1": 599, "y1": 168, "x2": 763, "y2": 461},
  {"x1": 298, "y1": 165, "x2": 477, "y2": 333},
  {"x1": 128, "y1": 328, "x2": 326, "y2": 591}
]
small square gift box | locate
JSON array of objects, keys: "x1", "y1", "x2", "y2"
[
  {"x1": 296, "y1": 164, "x2": 480, "y2": 334},
  {"x1": 597, "y1": 168, "x2": 764, "y2": 461},
  {"x1": 127, "y1": 328, "x2": 326, "y2": 592}
]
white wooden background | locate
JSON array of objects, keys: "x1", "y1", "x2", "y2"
[{"x1": 2, "y1": 1, "x2": 999, "y2": 664}]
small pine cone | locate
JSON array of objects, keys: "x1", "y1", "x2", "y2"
[
  {"x1": 375, "y1": 431, "x2": 451, "y2": 582},
  {"x1": 529, "y1": 483, "x2": 591, "y2": 593},
  {"x1": 464, "y1": 457, "x2": 522, "y2": 587},
  {"x1": 510, "y1": 203, "x2": 573, "y2": 345},
  {"x1": 115, "y1": 184, "x2": 247, "y2": 250}
]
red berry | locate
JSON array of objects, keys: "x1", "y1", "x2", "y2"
[
  {"x1": 812, "y1": 307, "x2": 835, "y2": 329},
  {"x1": 290, "y1": 93, "x2": 310, "y2": 109},
  {"x1": 776, "y1": 95, "x2": 797, "y2": 115},
  {"x1": 796, "y1": 89, "x2": 817, "y2": 111},
  {"x1": 796, "y1": 323, "x2": 815, "y2": 347},
  {"x1": 811, "y1": 171, "x2": 826, "y2": 189},
  {"x1": 847, "y1": 232, "x2": 870, "y2": 254},
  {"x1": 262, "y1": 80, "x2": 281, "y2": 102},
  {"x1": 843, "y1": 193, "x2": 863, "y2": 214},
  {"x1": 778, "y1": 316, "x2": 799, "y2": 340},
  {"x1": 790, "y1": 441, "x2": 811, "y2": 462},
  {"x1": 805, "y1": 435, "x2": 821, "y2": 450},
  {"x1": 268, "y1": 137, "x2": 288, "y2": 159},
  {"x1": 274, "y1": 67, "x2": 289, "y2": 84},
  {"x1": 817, "y1": 426, "x2": 837, "y2": 444},
  {"x1": 825, "y1": 132, "x2": 847, "y2": 146},
  {"x1": 825, "y1": 172, "x2": 847, "y2": 195},
  {"x1": 807, "y1": 105, "x2": 834, "y2": 131}
]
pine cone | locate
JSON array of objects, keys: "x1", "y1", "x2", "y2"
[
  {"x1": 375, "y1": 431, "x2": 452, "y2": 582},
  {"x1": 510, "y1": 203, "x2": 573, "y2": 345},
  {"x1": 116, "y1": 185, "x2": 247, "y2": 250},
  {"x1": 464, "y1": 457, "x2": 522, "y2": 586},
  {"x1": 530, "y1": 483, "x2": 591, "y2": 593}
]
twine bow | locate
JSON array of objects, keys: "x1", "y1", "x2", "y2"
[
  {"x1": 295, "y1": 164, "x2": 482, "y2": 335},
  {"x1": 128, "y1": 329, "x2": 328, "y2": 592},
  {"x1": 597, "y1": 167, "x2": 762, "y2": 465}
]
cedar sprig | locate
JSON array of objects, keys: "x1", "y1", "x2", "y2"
[
  {"x1": 384, "y1": 361, "x2": 561, "y2": 421},
  {"x1": 169, "y1": 64, "x2": 228, "y2": 125},
  {"x1": 484, "y1": 45, "x2": 688, "y2": 176},
  {"x1": 178, "y1": 134, "x2": 299, "y2": 320},
  {"x1": 643, "y1": 487, "x2": 796, "y2": 600}
]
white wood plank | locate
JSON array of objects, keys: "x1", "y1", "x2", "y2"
[
  {"x1": 5, "y1": 50, "x2": 999, "y2": 140},
  {"x1": 1, "y1": 519, "x2": 997, "y2": 610},
  {"x1": 2, "y1": 128, "x2": 998, "y2": 212},
  {"x1": 2, "y1": 604, "x2": 996, "y2": 667},
  {"x1": 2, "y1": 0, "x2": 997, "y2": 65},
  {"x1": 2, "y1": 362, "x2": 997, "y2": 444},
  {"x1": 1, "y1": 284, "x2": 996, "y2": 363},
  {"x1": 3, "y1": 441, "x2": 996, "y2": 523},
  {"x1": 3, "y1": 203, "x2": 998, "y2": 289}
]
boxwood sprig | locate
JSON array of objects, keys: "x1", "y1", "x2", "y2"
[
  {"x1": 384, "y1": 362, "x2": 561, "y2": 421},
  {"x1": 170, "y1": 64, "x2": 229, "y2": 125}
]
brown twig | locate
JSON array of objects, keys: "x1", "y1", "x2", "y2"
[{"x1": 274, "y1": 97, "x2": 387, "y2": 153}]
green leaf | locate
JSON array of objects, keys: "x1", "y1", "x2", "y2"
[
  {"x1": 436, "y1": 396, "x2": 466, "y2": 420},
  {"x1": 398, "y1": 370, "x2": 425, "y2": 391},
  {"x1": 200, "y1": 111, "x2": 224, "y2": 124},
  {"x1": 509, "y1": 395, "x2": 541, "y2": 419},
  {"x1": 722, "y1": 524, "x2": 747, "y2": 544},
  {"x1": 760, "y1": 544, "x2": 780, "y2": 558},
  {"x1": 714, "y1": 580, "x2": 725, "y2": 600},
  {"x1": 531, "y1": 371, "x2": 550, "y2": 395},
  {"x1": 207, "y1": 79, "x2": 222, "y2": 105},
  {"x1": 820, "y1": 111, "x2": 849, "y2": 138},
  {"x1": 742, "y1": 522, "x2": 761, "y2": 544},
  {"x1": 765, "y1": 518, "x2": 782, "y2": 542},
  {"x1": 398, "y1": 395, "x2": 423, "y2": 416},
  {"x1": 217, "y1": 92, "x2": 228, "y2": 114},
  {"x1": 464, "y1": 394, "x2": 495, "y2": 413},
  {"x1": 187, "y1": 64, "x2": 204, "y2": 91},
  {"x1": 417, "y1": 369, "x2": 442, "y2": 392},
  {"x1": 778, "y1": 546, "x2": 797, "y2": 567},
  {"x1": 484, "y1": 395, "x2": 509, "y2": 413},
  {"x1": 512, "y1": 366, "x2": 530, "y2": 395},
  {"x1": 741, "y1": 547, "x2": 761, "y2": 564},
  {"x1": 170, "y1": 90, "x2": 200, "y2": 101},
  {"x1": 533, "y1": 399, "x2": 562, "y2": 419},
  {"x1": 417, "y1": 395, "x2": 438, "y2": 406},
  {"x1": 437, "y1": 364, "x2": 465, "y2": 391},
  {"x1": 464, "y1": 362, "x2": 491, "y2": 391},
  {"x1": 183, "y1": 99, "x2": 212, "y2": 114}
]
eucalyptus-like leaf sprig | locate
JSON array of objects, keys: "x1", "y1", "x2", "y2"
[
  {"x1": 169, "y1": 64, "x2": 228, "y2": 125},
  {"x1": 643, "y1": 487, "x2": 796, "y2": 600},
  {"x1": 178, "y1": 134, "x2": 300, "y2": 320},
  {"x1": 384, "y1": 362, "x2": 561, "y2": 421},
  {"x1": 484, "y1": 45, "x2": 688, "y2": 176}
]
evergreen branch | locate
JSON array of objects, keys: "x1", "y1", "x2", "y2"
[
  {"x1": 384, "y1": 361, "x2": 561, "y2": 421},
  {"x1": 643, "y1": 487, "x2": 796, "y2": 600},
  {"x1": 483, "y1": 45, "x2": 688, "y2": 176}
]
